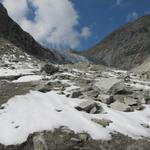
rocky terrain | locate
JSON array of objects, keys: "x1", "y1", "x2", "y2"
[
  {"x1": 81, "y1": 14, "x2": 150, "y2": 70},
  {"x1": 0, "y1": 61, "x2": 150, "y2": 149}
]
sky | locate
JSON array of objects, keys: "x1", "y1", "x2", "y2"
[{"x1": 1, "y1": 0, "x2": 150, "y2": 51}]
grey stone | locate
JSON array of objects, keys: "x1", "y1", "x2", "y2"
[
  {"x1": 70, "y1": 91, "x2": 83, "y2": 98},
  {"x1": 124, "y1": 97, "x2": 138, "y2": 106},
  {"x1": 98, "y1": 94, "x2": 113, "y2": 104},
  {"x1": 70, "y1": 137, "x2": 81, "y2": 143},
  {"x1": 75, "y1": 101, "x2": 103, "y2": 114},
  {"x1": 132, "y1": 104, "x2": 145, "y2": 111},
  {"x1": 110, "y1": 101, "x2": 131, "y2": 112},
  {"x1": 60, "y1": 126, "x2": 74, "y2": 135},
  {"x1": 41, "y1": 64, "x2": 59, "y2": 75},
  {"x1": 78, "y1": 133, "x2": 89, "y2": 141},
  {"x1": 112, "y1": 95, "x2": 138, "y2": 106},
  {"x1": 33, "y1": 133, "x2": 48, "y2": 150},
  {"x1": 38, "y1": 85, "x2": 51, "y2": 93},
  {"x1": 86, "y1": 90, "x2": 99, "y2": 98},
  {"x1": 92, "y1": 118, "x2": 112, "y2": 127},
  {"x1": 108, "y1": 82, "x2": 133, "y2": 95},
  {"x1": 94, "y1": 78, "x2": 121, "y2": 93},
  {"x1": 89, "y1": 107, "x2": 97, "y2": 114}
]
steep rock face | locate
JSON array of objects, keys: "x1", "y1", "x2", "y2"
[
  {"x1": 0, "y1": 3, "x2": 65, "y2": 63},
  {"x1": 82, "y1": 15, "x2": 150, "y2": 70}
]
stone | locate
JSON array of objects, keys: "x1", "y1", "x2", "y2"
[
  {"x1": 124, "y1": 97, "x2": 138, "y2": 106},
  {"x1": 60, "y1": 126, "x2": 74, "y2": 135},
  {"x1": 140, "y1": 98, "x2": 146, "y2": 104},
  {"x1": 92, "y1": 118, "x2": 112, "y2": 127},
  {"x1": 112, "y1": 95, "x2": 125, "y2": 103},
  {"x1": 89, "y1": 107, "x2": 97, "y2": 114},
  {"x1": 81, "y1": 86, "x2": 93, "y2": 92},
  {"x1": 41, "y1": 64, "x2": 59, "y2": 75},
  {"x1": 33, "y1": 133, "x2": 48, "y2": 150},
  {"x1": 98, "y1": 94, "x2": 113, "y2": 104},
  {"x1": 70, "y1": 91, "x2": 83, "y2": 98},
  {"x1": 144, "y1": 92, "x2": 150, "y2": 104},
  {"x1": 86, "y1": 90, "x2": 99, "y2": 98},
  {"x1": 132, "y1": 104, "x2": 145, "y2": 111},
  {"x1": 108, "y1": 82, "x2": 133, "y2": 95},
  {"x1": 70, "y1": 137, "x2": 81, "y2": 143},
  {"x1": 110, "y1": 101, "x2": 131, "y2": 112},
  {"x1": 77, "y1": 78, "x2": 92, "y2": 85},
  {"x1": 78, "y1": 133, "x2": 89, "y2": 141},
  {"x1": 94, "y1": 78, "x2": 121, "y2": 93},
  {"x1": 75, "y1": 100, "x2": 103, "y2": 114},
  {"x1": 38, "y1": 85, "x2": 51, "y2": 93},
  {"x1": 112, "y1": 95, "x2": 138, "y2": 106}
]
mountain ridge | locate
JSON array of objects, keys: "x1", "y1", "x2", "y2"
[
  {"x1": 81, "y1": 14, "x2": 150, "y2": 70},
  {"x1": 0, "y1": 3, "x2": 67, "y2": 64}
]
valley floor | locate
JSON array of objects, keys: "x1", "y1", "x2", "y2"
[{"x1": 0, "y1": 62, "x2": 150, "y2": 150}]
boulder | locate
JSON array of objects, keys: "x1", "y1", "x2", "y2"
[
  {"x1": 97, "y1": 94, "x2": 113, "y2": 104},
  {"x1": 124, "y1": 97, "x2": 138, "y2": 106},
  {"x1": 70, "y1": 91, "x2": 83, "y2": 98},
  {"x1": 143, "y1": 92, "x2": 150, "y2": 104},
  {"x1": 112, "y1": 95, "x2": 138, "y2": 106},
  {"x1": 110, "y1": 101, "x2": 131, "y2": 112},
  {"x1": 94, "y1": 77, "x2": 121, "y2": 93},
  {"x1": 132, "y1": 104, "x2": 145, "y2": 111},
  {"x1": 75, "y1": 101, "x2": 103, "y2": 114},
  {"x1": 38, "y1": 86, "x2": 52, "y2": 93},
  {"x1": 108, "y1": 82, "x2": 133, "y2": 95},
  {"x1": 86, "y1": 90, "x2": 99, "y2": 99},
  {"x1": 33, "y1": 133, "x2": 48, "y2": 150},
  {"x1": 41, "y1": 64, "x2": 59, "y2": 75},
  {"x1": 91, "y1": 118, "x2": 112, "y2": 127}
]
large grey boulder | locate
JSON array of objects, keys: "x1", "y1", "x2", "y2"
[
  {"x1": 110, "y1": 101, "x2": 131, "y2": 112},
  {"x1": 33, "y1": 133, "x2": 48, "y2": 150},
  {"x1": 108, "y1": 82, "x2": 133, "y2": 95},
  {"x1": 112, "y1": 95, "x2": 138, "y2": 106},
  {"x1": 75, "y1": 100, "x2": 103, "y2": 114},
  {"x1": 94, "y1": 78, "x2": 121, "y2": 93},
  {"x1": 123, "y1": 97, "x2": 138, "y2": 106},
  {"x1": 41, "y1": 64, "x2": 59, "y2": 75},
  {"x1": 97, "y1": 94, "x2": 113, "y2": 104},
  {"x1": 70, "y1": 91, "x2": 83, "y2": 98}
]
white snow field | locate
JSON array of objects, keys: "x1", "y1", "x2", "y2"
[{"x1": 0, "y1": 90, "x2": 150, "y2": 145}]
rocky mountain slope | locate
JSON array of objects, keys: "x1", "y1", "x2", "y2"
[
  {"x1": 0, "y1": 3, "x2": 67, "y2": 64},
  {"x1": 81, "y1": 15, "x2": 150, "y2": 70},
  {"x1": 0, "y1": 3, "x2": 89, "y2": 65}
]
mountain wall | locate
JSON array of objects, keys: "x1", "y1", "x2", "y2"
[{"x1": 81, "y1": 15, "x2": 150, "y2": 70}]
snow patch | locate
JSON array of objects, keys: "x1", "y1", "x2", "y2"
[
  {"x1": 0, "y1": 90, "x2": 150, "y2": 145},
  {"x1": 0, "y1": 91, "x2": 110, "y2": 145},
  {"x1": 13, "y1": 75, "x2": 43, "y2": 83},
  {"x1": 0, "y1": 68, "x2": 37, "y2": 77}
]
